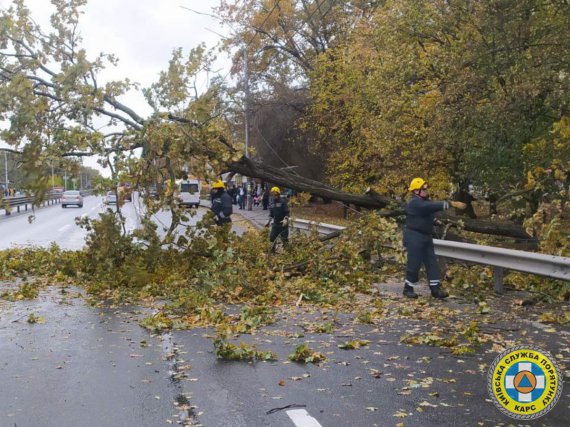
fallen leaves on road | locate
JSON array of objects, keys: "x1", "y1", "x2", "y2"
[
  {"x1": 27, "y1": 313, "x2": 45, "y2": 324},
  {"x1": 288, "y1": 343, "x2": 326, "y2": 364},
  {"x1": 338, "y1": 339, "x2": 371, "y2": 350}
]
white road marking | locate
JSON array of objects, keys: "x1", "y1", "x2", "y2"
[
  {"x1": 58, "y1": 224, "x2": 72, "y2": 233},
  {"x1": 286, "y1": 409, "x2": 323, "y2": 427}
]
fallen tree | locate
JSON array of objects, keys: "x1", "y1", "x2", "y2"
[
  {"x1": 0, "y1": 1, "x2": 531, "y2": 241},
  {"x1": 226, "y1": 156, "x2": 392, "y2": 209},
  {"x1": 225, "y1": 160, "x2": 531, "y2": 239}
]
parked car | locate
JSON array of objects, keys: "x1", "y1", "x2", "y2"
[
  {"x1": 62, "y1": 190, "x2": 83, "y2": 208},
  {"x1": 104, "y1": 191, "x2": 117, "y2": 205}
]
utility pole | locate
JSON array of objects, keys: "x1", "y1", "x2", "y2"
[
  {"x1": 3, "y1": 151, "x2": 8, "y2": 190},
  {"x1": 244, "y1": 48, "x2": 253, "y2": 211},
  {"x1": 244, "y1": 48, "x2": 250, "y2": 159},
  {"x1": 51, "y1": 161, "x2": 55, "y2": 189}
]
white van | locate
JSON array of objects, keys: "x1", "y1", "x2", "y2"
[{"x1": 176, "y1": 179, "x2": 200, "y2": 208}]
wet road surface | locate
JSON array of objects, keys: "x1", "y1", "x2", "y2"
[{"x1": 0, "y1": 286, "x2": 190, "y2": 427}]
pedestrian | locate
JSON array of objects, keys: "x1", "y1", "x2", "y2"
[
  {"x1": 268, "y1": 186, "x2": 289, "y2": 251},
  {"x1": 402, "y1": 177, "x2": 466, "y2": 299},
  {"x1": 227, "y1": 185, "x2": 237, "y2": 205},
  {"x1": 238, "y1": 185, "x2": 246, "y2": 210},
  {"x1": 210, "y1": 180, "x2": 233, "y2": 226},
  {"x1": 262, "y1": 187, "x2": 269, "y2": 210}
]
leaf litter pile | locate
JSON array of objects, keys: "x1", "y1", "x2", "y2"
[{"x1": 0, "y1": 210, "x2": 569, "y2": 421}]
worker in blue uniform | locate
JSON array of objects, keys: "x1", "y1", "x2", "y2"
[
  {"x1": 210, "y1": 180, "x2": 233, "y2": 225},
  {"x1": 403, "y1": 178, "x2": 466, "y2": 299},
  {"x1": 268, "y1": 186, "x2": 289, "y2": 251}
]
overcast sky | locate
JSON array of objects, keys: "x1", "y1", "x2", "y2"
[{"x1": 0, "y1": 0, "x2": 229, "y2": 177}]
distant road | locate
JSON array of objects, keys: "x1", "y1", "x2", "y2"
[{"x1": 0, "y1": 192, "x2": 208, "y2": 250}]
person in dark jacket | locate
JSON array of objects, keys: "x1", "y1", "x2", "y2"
[
  {"x1": 227, "y1": 185, "x2": 237, "y2": 205},
  {"x1": 237, "y1": 185, "x2": 247, "y2": 210},
  {"x1": 403, "y1": 177, "x2": 466, "y2": 299},
  {"x1": 262, "y1": 187, "x2": 270, "y2": 210},
  {"x1": 210, "y1": 180, "x2": 233, "y2": 226},
  {"x1": 268, "y1": 186, "x2": 289, "y2": 250}
]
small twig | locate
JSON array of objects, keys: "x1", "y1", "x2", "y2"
[
  {"x1": 440, "y1": 223, "x2": 452, "y2": 240},
  {"x1": 11, "y1": 314, "x2": 28, "y2": 323},
  {"x1": 266, "y1": 404, "x2": 307, "y2": 415}
]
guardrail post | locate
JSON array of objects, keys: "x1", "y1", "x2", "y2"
[
  {"x1": 437, "y1": 256, "x2": 447, "y2": 278},
  {"x1": 493, "y1": 267, "x2": 504, "y2": 294}
]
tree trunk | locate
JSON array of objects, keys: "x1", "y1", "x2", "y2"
[
  {"x1": 453, "y1": 182, "x2": 477, "y2": 219},
  {"x1": 488, "y1": 193, "x2": 498, "y2": 216},
  {"x1": 226, "y1": 156, "x2": 392, "y2": 209},
  {"x1": 226, "y1": 156, "x2": 531, "y2": 240},
  {"x1": 436, "y1": 213, "x2": 531, "y2": 239}
]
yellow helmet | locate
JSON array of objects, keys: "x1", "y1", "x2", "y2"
[
  {"x1": 408, "y1": 177, "x2": 426, "y2": 192},
  {"x1": 212, "y1": 180, "x2": 225, "y2": 189},
  {"x1": 270, "y1": 186, "x2": 281, "y2": 194}
]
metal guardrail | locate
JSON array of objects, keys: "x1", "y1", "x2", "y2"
[
  {"x1": 432, "y1": 240, "x2": 570, "y2": 292},
  {"x1": 291, "y1": 218, "x2": 346, "y2": 234},
  {"x1": 1, "y1": 191, "x2": 62, "y2": 215},
  {"x1": 291, "y1": 218, "x2": 570, "y2": 293}
]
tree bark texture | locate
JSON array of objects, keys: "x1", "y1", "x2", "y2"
[
  {"x1": 226, "y1": 157, "x2": 532, "y2": 240},
  {"x1": 226, "y1": 156, "x2": 392, "y2": 209}
]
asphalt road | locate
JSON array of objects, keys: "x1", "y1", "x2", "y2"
[
  {"x1": 0, "y1": 193, "x2": 211, "y2": 250},
  {"x1": 1, "y1": 283, "x2": 568, "y2": 427},
  {"x1": 0, "y1": 197, "x2": 568, "y2": 426},
  {"x1": 170, "y1": 294, "x2": 570, "y2": 427},
  {"x1": 0, "y1": 286, "x2": 188, "y2": 427}
]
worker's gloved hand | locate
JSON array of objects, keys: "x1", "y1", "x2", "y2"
[
  {"x1": 281, "y1": 217, "x2": 289, "y2": 227},
  {"x1": 450, "y1": 201, "x2": 467, "y2": 210}
]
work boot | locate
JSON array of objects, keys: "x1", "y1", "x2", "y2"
[
  {"x1": 403, "y1": 284, "x2": 418, "y2": 299},
  {"x1": 430, "y1": 285, "x2": 449, "y2": 299}
]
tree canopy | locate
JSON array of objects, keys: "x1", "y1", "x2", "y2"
[{"x1": 0, "y1": 0, "x2": 568, "y2": 233}]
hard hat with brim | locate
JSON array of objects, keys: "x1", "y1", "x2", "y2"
[
  {"x1": 408, "y1": 177, "x2": 426, "y2": 192},
  {"x1": 212, "y1": 180, "x2": 225, "y2": 189},
  {"x1": 270, "y1": 186, "x2": 281, "y2": 194}
]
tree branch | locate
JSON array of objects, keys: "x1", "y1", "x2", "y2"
[
  {"x1": 103, "y1": 94, "x2": 145, "y2": 125},
  {"x1": 225, "y1": 156, "x2": 392, "y2": 208}
]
